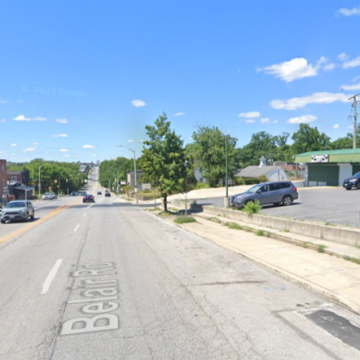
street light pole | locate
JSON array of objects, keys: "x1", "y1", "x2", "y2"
[
  {"x1": 38, "y1": 163, "x2": 49, "y2": 199},
  {"x1": 119, "y1": 145, "x2": 138, "y2": 204}
]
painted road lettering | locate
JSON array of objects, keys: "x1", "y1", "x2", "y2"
[{"x1": 61, "y1": 262, "x2": 119, "y2": 335}]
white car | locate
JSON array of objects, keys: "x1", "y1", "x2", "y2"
[{"x1": 42, "y1": 192, "x2": 57, "y2": 200}]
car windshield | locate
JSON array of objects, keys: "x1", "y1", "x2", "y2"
[
  {"x1": 5, "y1": 202, "x2": 26, "y2": 208},
  {"x1": 352, "y1": 173, "x2": 360, "y2": 179},
  {"x1": 247, "y1": 185, "x2": 262, "y2": 194}
]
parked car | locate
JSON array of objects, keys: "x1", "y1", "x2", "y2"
[
  {"x1": 0, "y1": 200, "x2": 35, "y2": 223},
  {"x1": 230, "y1": 181, "x2": 298, "y2": 209},
  {"x1": 343, "y1": 172, "x2": 360, "y2": 190},
  {"x1": 105, "y1": 191, "x2": 111, "y2": 197},
  {"x1": 83, "y1": 194, "x2": 95, "y2": 203},
  {"x1": 97, "y1": 191, "x2": 102, "y2": 195},
  {"x1": 79, "y1": 191, "x2": 87, "y2": 196},
  {"x1": 42, "y1": 192, "x2": 57, "y2": 200},
  {"x1": 70, "y1": 191, "x2": 79, "y2": 196}
]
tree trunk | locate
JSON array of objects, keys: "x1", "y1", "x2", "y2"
[{"x1": 164, "y1": 195, "x2": 167, "y2": 212}]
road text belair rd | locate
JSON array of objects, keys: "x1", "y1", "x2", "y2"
[{"x1": 61, "y1": 263, "x2": 119, "y2": 335}]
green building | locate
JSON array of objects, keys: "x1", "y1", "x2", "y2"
[{"x1": 294, "y1": 149, "x2": 360, "y2": 187}]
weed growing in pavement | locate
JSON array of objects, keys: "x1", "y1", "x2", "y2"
[
  {"x1": 267, "y1": 232, "x2": 271, "y2": 238},
  {"x1": 242, "y1": 200, "x2": 261, "y2": 215},
  {"x1": 224, "y1": 222, "x2": 242, "y2": 230},
  {"x1": 174, "y1": 216, "x2": 196, "y2": 224},
  {"x1": 325, "y1": 222, "x2": 335, "y2": 226},
  {"x1": 257, "y1": 230, "x2": 264, "y2": 236},
  {"x1": 207, "y1": 217, "x2": 221, "y2": 223},
  {"x1": 343, "y1": 256, "x2": 360, "y2": 265},
  {"x1": 147, "y1": 208, "x2": 161, "y2": 211},
  {"x1": 355, "y1": 243, "x2": 360, "y2": 249},
  {"x1": 317, "y1": 245, "x2": 326, "y2": 253},
  {"x1": 283, "y1": 229, "x2": 290, "y2": 233},
  {"x1": 302, "y1": 242, "x2": 310, "y2": 248}
]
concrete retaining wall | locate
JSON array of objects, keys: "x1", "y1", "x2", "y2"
[{"x1": 172, "y1": 200, "x2": 360, "y2": 247}]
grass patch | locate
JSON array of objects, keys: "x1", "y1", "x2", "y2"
[
  {"x1": 343, "y1": 256, "x2": 360, "y2": 265},
  {"x1": 242, "y1": 200, "x2": 261, "y2": 215},
  {"x1": 207, "y1": 217, "x2": 221, "y2": 224},
  {"x1": 317, "y1": 244, "x2": 326, "y2": 253},
  {"x1": 325, "y1": 222, "x2": 335, "y2": 226},
  {"x1": 355, "y1": 243, "x2": 360, "y2": 249},
  {"x1": 159, "y1": 211, "x2": 172, "y2": 217},
  {"x1": 257, "y1": 230, "x2": 264, "y2": 236},
  {"x1": 174, "y1": 215, "x2": 196, "y2": 224},
  {"x1": 283, "y1": 229, "x2": 290, "y2": 233},
  {"x1": 147, "y1": 208, "x2": 161, "y2": 211},
  {"x1": 225, "y1": 222, "x2": 242, "y2": 230},
  {"x1": 302, "y1": 242, "x2": 310, "y2": 248}
]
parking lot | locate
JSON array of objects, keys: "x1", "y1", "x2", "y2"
[{"x1": 195, "y1": 187, "x2": 360, "y2": 228}]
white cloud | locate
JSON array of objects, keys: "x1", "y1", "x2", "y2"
[
  {"x1": 52, "y1": 134, "x2": 69, "y2": 138},
  {"x1": 260, "y1": 118, "x2": 271, "y2": 123},
  {"x1": 56, "y1": 118, "x2": 69, "y2": 124},
  {"x1": 33, "y1": 116, "x2": 47, "y2": 121},
  {"x1": 0, "y1": 99, "x2": 8, "y2": 104},
  {"x1": 32, "y1": 142, "x2": 39, "y2": 145},
  {"x1": 60, "y1": 149, "x2": 69, "y2": 152},
  {"x1": 0, "y1": 119, "x2": 6, "y2": 123},
  {"x1": 245, "y1": 119, "x2": 256, "y2": 124},
  {"x1": 83, "y1": 144, "x2": 96, "y2": 149},
  {"x1": 287, "y1": 115, "x2": 317, "y2": 124},
  {"x1": 13, "y1": 114, "x2": 31, "y2": 121},
  {"x1": 343, "y1": 56, "x2": 360, "y2": 69},
  {"x1": 348, "y1": 125, "x2": 353, "y2": 129},
  {"x1": 338, "y1": 53, "x2": 349, "y2": 61},
  {"x1": 337, "y1": 5, "x2": 360, "y2": 16},
  {"x1": 24, "y1": 146, "x2": 36, "y2": 152},
  {"x1": 341, "y1": 82, "x2": 360, "y2": 91},
  {"x1": 173, "y1": 112, "x2": 185, "y2": 116},
  {"x1": 63, "y1": 154, "x2": 70, "y2": 158},
  {"x1": 131, "y1": 99, "x2": 146, "y2": 107},
  {"x1": 128, "y1": 139, "x2": 136, "y2": 143},
  {"x1": 238, "y1": 111, "x2": 260, "y2": 118},
  {"x1": 10, "y1": 143, "x2": 17, "y2": 147},
  {"x1": 333, "y1": 124, "x2": 340, "y2": 129},
  {"x1": 271, "y1": 92, "x2": 349, "y2": 110},
  {"x1": 257, "y1": 57, "x2": 319, "y2": 82},
  {"x1": 273, "y1": 120, "x2": 278, "y2": 124},
  {"x1": 323, "y1": 63, "x2": 336, "y2": 71}
]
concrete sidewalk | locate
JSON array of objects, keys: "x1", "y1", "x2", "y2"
[{"x1": 135, "y1": 202, "x2": 360, "y2": 315}]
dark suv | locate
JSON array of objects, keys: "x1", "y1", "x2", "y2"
[
  {"x1": 230, "y1": 181, "x2": 298, "y2": 208},
  {"x1": 343, "y1": 172, "x2": 360, "y2": 190}
]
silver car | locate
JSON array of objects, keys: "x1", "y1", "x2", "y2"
[
  {"x1": 230, "y1": 181, "x2": 298, "y2": 209},
  {"x1": 0, "y1": 200, "x2": 35, "y2": 223}
]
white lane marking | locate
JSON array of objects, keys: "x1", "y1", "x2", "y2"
[
  {"x1": 41, "y1": 259, "x2": 63, "y2": 294},
  {"x1": 74, "y1": 224, "x2": 80, "y2": 232},
  {"x1": 84, "y1": 213, "x2": 87, "y2": 217},
  {"x1": 85, "y1": 203, "x2": 95, "y2": 209}
]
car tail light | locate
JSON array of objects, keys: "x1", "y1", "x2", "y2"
[{"x1": 293, "y1": 187, "x2": 297, "y2": 192}]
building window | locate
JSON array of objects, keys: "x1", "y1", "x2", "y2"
[
  {"x1": 1, "y1": 165, "x2": 4, "y2": 174},
  {"x1": 11, "y1": 176, "x2": 17, "y2": 182}
]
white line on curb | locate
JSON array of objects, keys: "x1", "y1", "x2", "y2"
[
  {"x1": 74, "y1": 224, "x2": 80, "y2": 232},
  {"x1": 41, "y1": 259, "x2": 63, "y2": 294}
]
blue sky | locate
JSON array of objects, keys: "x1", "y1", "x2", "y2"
[{"x1": 1, "y1": 0, "x2": 360, "y2": 163}]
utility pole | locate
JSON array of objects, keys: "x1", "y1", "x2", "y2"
[{"x1": 349, "y1": 94, "x2": 359, "y2": 149}]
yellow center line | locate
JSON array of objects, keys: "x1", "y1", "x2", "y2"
[{"x1": 0, "y1": 198, "x2": 81, "y2": 245}]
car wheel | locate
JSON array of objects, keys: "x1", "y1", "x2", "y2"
[
  {"x1": 31, "y1": 212, "x2": 35, "y2": 220},
  {"x1": 1, "y1": 219, "x2": 5, "y2": 224},
  {"x1": 282, "y1": 195, "x2": 293, "y2": 206},
  {"x1": 346, "y1": 187, "x2": 351, "y2": 190}
]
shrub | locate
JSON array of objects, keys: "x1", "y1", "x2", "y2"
[
  {"x1": 242, "y1": 200, "x2": 261, "y2": 214},
  {"x1": 258, "y1": 175, "x2": 268, "y2": 183},
  {"x1": 244, "y1": 179, "x2": 260, "y2": 185},
  {"x1": 257, "y1": 230, "x2": 264, "y2": 236},
  {"x1": 317, "y1": 245, "x2": 326, "y2": 253},
  {"x1": 195, "y1": 182, "x2": 210, "y2": 189},
  {"x1": 174, "y1": 215, "x2": 196, "y2": 224},
  {"x1": 234, "y1": 177, "x2": 245, "y2": 185}
]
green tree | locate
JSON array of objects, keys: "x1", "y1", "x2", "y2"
[
  {"x1": 191, "y1": 126, "x2": 237, "y2": 187},
  {"x1": 291, "y1": 124, "x2": 331, "y2": 154},
  {"x1": 239, "y1": 131, "x2": 277, "y2": 167},
  {"x1": 141, "y1": 113, "x2": 195, "y2": 211}
]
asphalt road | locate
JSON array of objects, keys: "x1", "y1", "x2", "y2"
[
  {"x1": 1, "y1": 170, "x2": 360, "y2": 359},
  {"x1": 194, "y1": 187, "x2": 360, "y2": 227}
]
